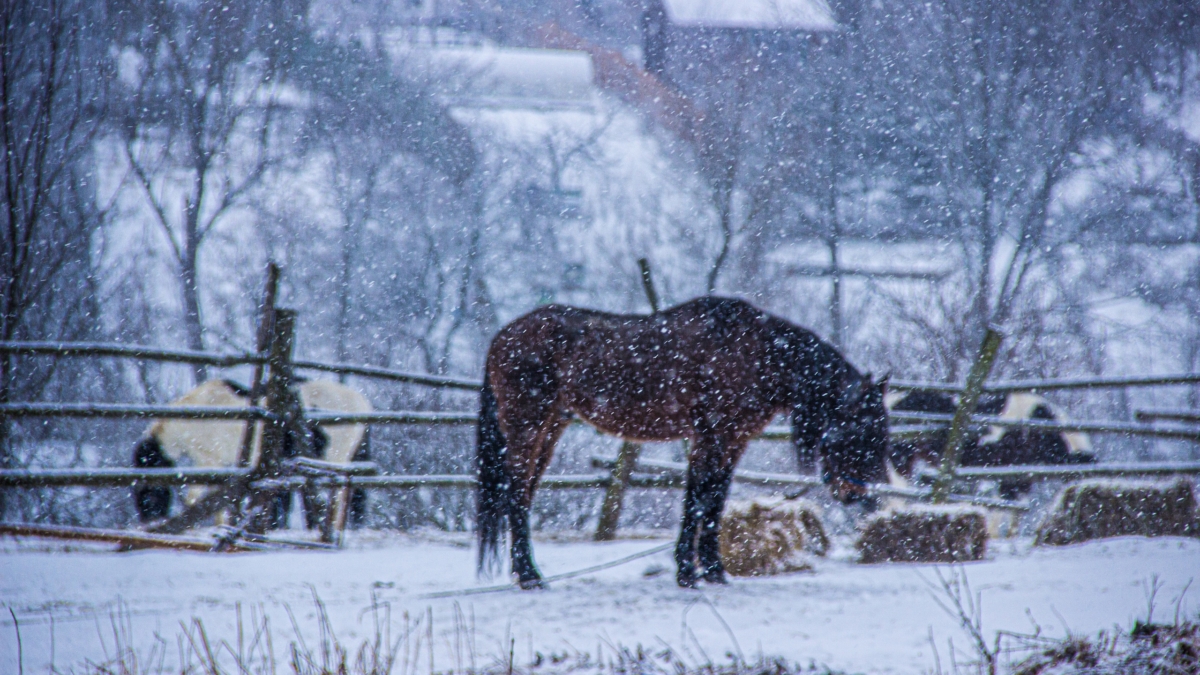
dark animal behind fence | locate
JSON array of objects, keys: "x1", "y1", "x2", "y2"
[
  {"x1": 133, "y1": 379, "x2": 371, "y2": 529},
  {"x1": 887, "y1": 390, "x2": 1095, "y2": 498},
  {"x1": 477, "y1": 296, "x2": 889, "y2": 589}
]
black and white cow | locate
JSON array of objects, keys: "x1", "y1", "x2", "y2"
[
  {"x1": 133, "y1": 379, "x2": 372, "y2": 528},
  {"x1": 886, "y1": 390, "x2": 1095, "y2": 499}
]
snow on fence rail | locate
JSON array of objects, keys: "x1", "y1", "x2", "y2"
[
  {"x1": 0, "y1": 467, "x2": 249, "y2": 488},
  {"x1": 0, "y1": 403, "x2": 276, "y2": 421},
  {"x1": 891, "y1": 372, "x2": 1200, "y2": 393},
  {"x1": 1136, "y1": 408, "x2": 1200, "y2": 424},
  {"x1": 888, "y1": 410, "x2": 1200, "y2": 441},
  {"x1": 0, "y1": 341, "x2": 480, "y2": 391},
  {"x1": 915, "y1": 460, "x2": 1200, "y2": 481},
  {"x1": 9, "y1": 342, "x2": 1200, "y2": 394}
]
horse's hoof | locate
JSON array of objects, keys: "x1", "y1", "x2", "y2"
[
  {"x1": 676, "y1": 573, "x2": 699, "y2": 589},
  {"x1": 702, "y1": 571, "x2": 728, "y2": 585},
  {"x1": 518, "y1": 577, "x2": 547, "y2": 590}
]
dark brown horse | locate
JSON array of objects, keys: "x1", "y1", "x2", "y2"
[{"x1": 477, "y1": 297, "x2": 889, "y2": 588}]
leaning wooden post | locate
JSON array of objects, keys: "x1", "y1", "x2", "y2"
[
  {"x1": 237, "y1": 262, "x2": 279, "y2": 468},
  {"x1": 931, "y1": 326, "x2": 1004, "y2": 503},
  {"x1": 595, "y1": 440, "x2": 641, "y2": 540},
  {"x1": 244, "y1": 308, "x2": 299, "y2": 532},
  {"x1": 323, "y1": 475, "x2": 352, "y2": 546},
  {"x1": 594, "y1": 258, "x2": 660, "y2": 541},
  {"x1": 637, "y1": 258, "x2": 660, "y2": 314}
]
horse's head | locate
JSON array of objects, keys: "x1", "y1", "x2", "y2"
[{"x1": 816, "y1": 373, "x2": 890, "y2": 504}]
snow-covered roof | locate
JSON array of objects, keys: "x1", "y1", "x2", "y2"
[
  {"x1": 663, "y1": 0, "x2": 837, "y2": 31},
  {"x1": 414, "y1": 46, "x2": 595, "y2": 110}
]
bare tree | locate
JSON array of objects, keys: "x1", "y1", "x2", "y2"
[
  {"x1": 0, "y1": 0, "x2": 108, "y2": 477},
  {"x1": 110, "y1": 0, "x2": 300, "y2": 382}
]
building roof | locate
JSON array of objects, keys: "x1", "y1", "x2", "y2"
[
  {"x1": 663, "y1": 0, "x2": 836, "y2": 31},
  {"x1": 404, "y1": 45, "x2": 596, "y2": 110}
]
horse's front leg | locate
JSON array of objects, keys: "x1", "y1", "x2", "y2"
[{"x1": 697, "y1": 462, "x2": 735, "y2": 584}]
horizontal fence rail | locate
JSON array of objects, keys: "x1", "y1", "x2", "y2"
[
  {"x1": 0, "y1": 341, "x2": 263, "y2": 368},
  {"x1": 985, "y1": 372, "x2": 1200, "y2": 392},
  {"x1": 306, "y1": 410, "x2": 479, "y2": 425},
  {"x1": 291, "y1": 359, "x2": 481, "y2": 390},
  {"x1": 0, "y1": 467, "x2": 250, "y2": 488},
  {"x1": 592, "y1": 456, "x2": 1028, "y2": 511},
  {"x1": 891, "y1": 373, "x2": 1200, "y2": 394},
  {"x1": 1136, "y1": 408, "x2": 1200, "y2": 424},
  {"x1": 917, "y1": 460, "x2": 1200, "y2": 481},
  {"x1": 0, "y1": 341, "x2": 482, "y2": 391},
  {"x1": 889, "y1": 411, "x2": 1200, "y2": 441},
  {"x1": 0, "y1": 523, "x2": 261, "y2": 552},
  {"x1": 0, "y1": 403, "x2": 277, "y2": 421}
]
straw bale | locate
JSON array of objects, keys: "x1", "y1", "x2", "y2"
[
  {"x1": 857, "y1": 506, "x2": 987, "y2": 564},
  {"x1": 719, "y1": 498, "x2": 828, "y2": 576},
  {"x1": 1035, "y1": 479, "x2": 1200, "y2": 546}
]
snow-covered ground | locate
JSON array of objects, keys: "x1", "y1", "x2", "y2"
[{"x1": 1, "y1": 531, "x2": 1196, "y2": 674}]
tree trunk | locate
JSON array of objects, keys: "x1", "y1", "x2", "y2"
[{"x1": 181, "y1": 194, "x2": 207, "y2": 384}]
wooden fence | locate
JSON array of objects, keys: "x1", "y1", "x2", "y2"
[{"x1": 3, "y1": 283, "x2": 1200, "y2": 547}]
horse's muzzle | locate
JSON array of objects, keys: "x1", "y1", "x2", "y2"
[{"x1": 830, "y1": 478, "x2": 871, "y2": 504}]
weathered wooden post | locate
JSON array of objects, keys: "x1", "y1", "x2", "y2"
[
  {"x1": 594, "y1": 258, "x2": 660, "y2": 540},
  {"x1": 638, "y1": 258, "x2": 659, "y2": 314},
  {"x1": 322, "y1": 475, "x2": 352, "y2": 545},
  {"x1": 237, "y1": 262, "x2": 279, "y2": 468},
  {"x1": 931, "y1": 326, "x2": 1004, "y2": 503},
  {"x1": 595, "y1": 440, "x2": 641, "y2": 540},
  {"x1": 243, "y1": 308, "x2": 307, "y2": 533}
]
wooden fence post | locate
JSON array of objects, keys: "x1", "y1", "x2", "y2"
[
  {"x1": 932, "y1": 326, "x2": 1004, "y2": 502},
  {"x1": 593, "y1": 258, "x2": 661, "y2": 541},
  {"x1": 243, "y1": 308, "x2": 302, "y2": 533},
  {"x1": 594, "y1": 440, "x2": 641, "y2": 540},
  {"x1": 237, "y1": 262, "x2": 279, "y2": 468},
  {"x1": 637, "y1": 258, "x2": 660, "y2": 314}
]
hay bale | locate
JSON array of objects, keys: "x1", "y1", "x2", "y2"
[
  {"x1": 857, "y1": 506, "x2": 988, "y2": 564},
  {"x1": 719, "y1": 498, "x2": 828, "y2": 576},
  {"x1": 1035, "y1": 479, "x2": 1200, "y2": 546}
]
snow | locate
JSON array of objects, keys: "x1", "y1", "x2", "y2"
[
  {"x1": 1, "y1": 532, "x2": 1197, "y2": 674},
  {"x1": 405, "y1": 46, "x2": 596, "y2": 111},
  {"x1": 663, "y1": 0, "x2": 837, "y2": 31}
]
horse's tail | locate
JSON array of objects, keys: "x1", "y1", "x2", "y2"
[{"x1": 476, "y1": 370, "x2": 509, "y2": 577}]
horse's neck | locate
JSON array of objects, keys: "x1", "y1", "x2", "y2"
[{"x1": 785, "y1": 331, "x2": 854, "y2": 406}]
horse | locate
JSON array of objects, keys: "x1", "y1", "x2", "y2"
[
  {"x1": 886, "y1": 390, "x2": 1094, "y2": 499},
  {"x1": 133, "y1": 379, "x2": 372, "y2": 528},
  {"x1": 477, "y1": 296, "x2": 890, "y2": 589}
]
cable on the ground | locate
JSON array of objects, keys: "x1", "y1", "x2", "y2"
[{"x1": 419, "y1": 541, "x2": 675, "y2": 599}]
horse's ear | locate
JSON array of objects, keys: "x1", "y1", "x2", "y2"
[
  {"x1": 877, "y1": 372, "x2": 891, "y2": 394},
  {"x1": 840, "y1": 376, "x2": 867, "y2": 408}
]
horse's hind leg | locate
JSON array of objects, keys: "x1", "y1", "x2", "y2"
[
  {"x1": 676, "y1": 435, "x2": 729, "y2": 588},
  {"x1": 508, "y1": 414, "x2": 568, "y2": 590},
  {"x1": 675, "y1": 472, "x2": 702, "y2": 588},
  {"x1": 697, "y1": 462, "x2": 735, "y2": 584}
]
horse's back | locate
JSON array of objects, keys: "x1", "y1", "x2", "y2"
[{"x1": 487, "y1": 297, "x2": 787, "y2": 440}]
